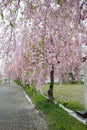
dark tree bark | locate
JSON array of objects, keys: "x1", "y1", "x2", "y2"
[
  {"x1": 8, "y1": 78, "x2": 10, "y2": 84},
  {"x1": 48, "y1": 66, "x2": 54, "y2": 101}
]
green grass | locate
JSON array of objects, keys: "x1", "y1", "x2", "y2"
[
  {"x1": 15, "y1": 81, "x2": 87, "y2": 130},
  {"x1": 0, "y1": 80, "x2": 2, "y2": 82},
  {"x1": 43, "y1": 83, "x2": 84, "y2": 111}
]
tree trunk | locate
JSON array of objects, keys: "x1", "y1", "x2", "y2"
[
  {"x1": 9, "y1": 78, "x2": 10, "y2": 84},
  {"x1": 48, "y1": 66, "x2": 54, "y2": 101}
]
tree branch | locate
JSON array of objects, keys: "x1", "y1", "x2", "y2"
[{"x1": 79, "y1": 0, "x2": 87, "y2": 23}]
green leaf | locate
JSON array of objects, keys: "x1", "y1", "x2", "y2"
[
  {"x1": 9, "y1": 21, "x2": 13, "y2": 27},
  {"x1": 25, "y1": 71, "x2": 29, "y2": 76},
  {"x1": 33, "y1": 5, "x2": 37, "y2": 10},
  {"x1": 38, "y1": 41, "x2": 42, "y2": 47},
  {"x1": 52, "y1": 32, "x2": 56, "y2": 36},
  {"x1": 32, "y1": 45, "x2": 35, "y2": 49},
  {"x1": 57, "y1": 0, "x2": 67, "y2": 4},
  {"x1": 0, "y1": 13, "x2": 4, "y2": 20},
  {"x1": 21, "y1": 11, "x2": 24, "y2": 16},
  {"x1": 57, "y1": 0, "x2": 61, "y2": 4},
  {"x1": 10, "y1": 10, "x2": 13, "y2": 15},
  {"x1": 9, "y1": 1, "x2": 13, "y2": 6}
]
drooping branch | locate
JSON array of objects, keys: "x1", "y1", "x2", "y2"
[
  {"x1": 80, "y1": 0, "x2": 87, "y2": 9},
  {"x1": 18, "y1": 0, "x2": 20, "y2": 5},
  {"x1": 79, "y1": 0, "x2": 87, "y2": 22}
]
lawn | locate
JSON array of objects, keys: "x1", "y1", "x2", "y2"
[
  {"x1": 15, "y1": 81, "x2": 87, "y2": 130},
  {"x1": 43, "y1": 83, "x2": 84, "y2": 111}
]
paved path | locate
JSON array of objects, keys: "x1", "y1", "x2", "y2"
[{"x1": 0, "y1": 81, "x2": 48, "y2": 130}]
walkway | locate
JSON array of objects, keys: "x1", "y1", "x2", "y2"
[{"x1": 0, "y1": 81, "x2": 48, "y2": 130}]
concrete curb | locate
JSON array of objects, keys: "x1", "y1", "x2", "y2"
[
  {"x1": 22, "y1": 89, "x2": 35, "y2": 108},
  {"x1": 41, "y1": 94, "x2": 87, "y2": 125}
]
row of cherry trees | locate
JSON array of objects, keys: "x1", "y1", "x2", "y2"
[{"x1": 0, "y1": 0, "x2": 87, "y2": 100}]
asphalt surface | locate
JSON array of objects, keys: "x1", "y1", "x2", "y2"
[{"x1": 0, "y1": 81, "x2": 48, "y2": 130}]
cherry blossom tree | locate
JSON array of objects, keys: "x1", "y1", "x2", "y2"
[{"x1": 0, "y1": 0, "x2": 87, "y2": 101}]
